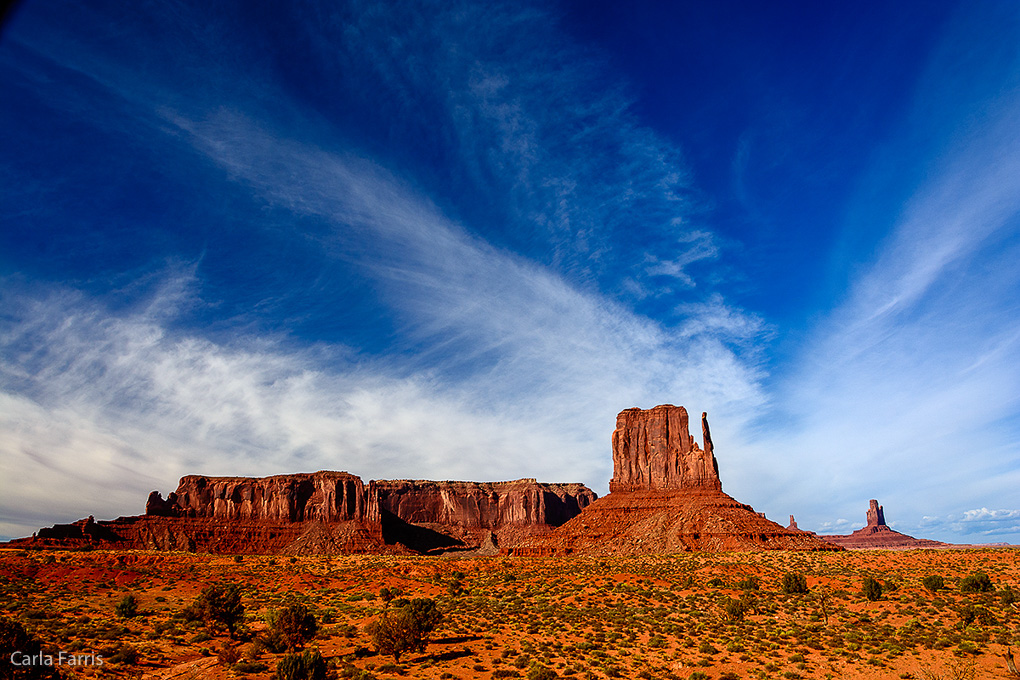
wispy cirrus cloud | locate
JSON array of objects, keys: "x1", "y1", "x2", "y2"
[{"x1": 0, "y1": 0, "x2": 769, "y2": 540}]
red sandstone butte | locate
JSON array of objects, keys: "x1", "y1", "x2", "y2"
[
  {"x1": 819, "y1": 499, "x2": 951, "y2": 549},
  {"x1": 9, "y1": 471, "x2": 595, "y2": 555},
  {"x1": 507, "y1": 405, "x2": 837, "y2": 555}
]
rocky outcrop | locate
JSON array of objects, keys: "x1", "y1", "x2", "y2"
[
  {"x1": 373, "y1": 479, "x2": 595, "y2": 553},
  {"x1": 610, "y1": 406, "x2": 721, "y2": 492},
  {"x1": 373, "y1": 479, "x2": 593, "y2": 528},
  {"x1": 866, "y1": 499, "x2": 886, "y2": 528},
  {"x1": 819, "y1": 499, "x2": 951, "y2": 549},
  {"x1": 787, "y1": 515, "x2": 799, "y2": 530},
  {"x1": 152, "y1": 471, "x2": 377, "y2": 524},
  {"x1": 508, "y1": 405, "x2": 838, "y2": 556},
  {"x1": 11, "y1": 471, "x2": 595, "y2": 555}
]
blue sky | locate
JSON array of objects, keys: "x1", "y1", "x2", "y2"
[{"x1": 2, "y1": 0, "x2": 1018, "y2": 544}]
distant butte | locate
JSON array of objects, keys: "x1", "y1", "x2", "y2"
[
  {"x1": 508, "y1": 405, "x2": 837, "y2": 555},
  {"x1": 818, "y1": 499, "x2": 951, "y2": 549}
]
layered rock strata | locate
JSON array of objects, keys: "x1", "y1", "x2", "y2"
[
  {"x1": 610, "y1": 406, "x2": 720, "y2": 492},
  {"x1": 12, "y1": 472, "x2": 595, "y2": 555},
  {"x1": 819, "y1": 499, "x2": 951, "y2": 549},
  {"x1": 374, "y1": 479, "x2": 594, "y2": 552},
  {"x1": 508, "y1": 405, "x2": 837, "y2": 555}
]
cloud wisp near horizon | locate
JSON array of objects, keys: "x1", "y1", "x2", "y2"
[{"x1": 1, "y1": 0, "x2": 1018, "y2": 543}]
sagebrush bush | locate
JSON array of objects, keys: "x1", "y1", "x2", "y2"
[
  {"x1": 960, "y1": 573, "x2": 993, "y2": 593},
  {"x1": 275, "y1": 650, "x2": 326, "y2": 680},
  {"x1": 781, "y1": 572, "x2": 809, "y2": 594},
  {"x1": 366, "y1": 598, "x2": 442, "y2": 662},
  {"x1": 184, "y1": 582, "x2": 244, "y2": 637},
  {"x1": 862, "y1": 577, "x2": 883, "y2": 602},
  {"x1": 115, "y1": 594, "x2": 138, "y2": 618},
  {"x1": 265, "y1": 604, "x2": 318, "y2": 652}
]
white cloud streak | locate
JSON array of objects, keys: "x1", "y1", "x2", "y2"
[{"x1": 0, "y1": 1, "x2": 769, "y2": 540}]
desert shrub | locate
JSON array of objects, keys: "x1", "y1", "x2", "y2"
[
  {"x1": 235, "y1": 662, "x2": 268, "y2": 674},
  {"x1": 922, "y1": 575, "x2": 945, "y2": 593},
  {"x1": 527, "y1": 661, "x2": 558, "y2": 680},
  {"x1": 115, "y1": 594, "x2": 138, "y2": 618},
  {"x1": 275, "y1": 650, "x2": 326, "y2": 680},
  {"x1": 862, "y1": 577, "x2": 883, "y2": 602},
  {"x1": 366, "y1": 598, "x2": 442, "y2": 662},
  {"x1": 337, "y1": 665, "x2": 377, "y2": 680},
  {"x1": 379, "y1": 587, "x2": 403, "y2": 605},
  {"x1": 688, "y1": 673, "x2": 709, "y2": 680},
  {"x1": 186, "y1": 582, "x2": 244, "y2": 637},
  {"x1": 959, "y1": 573, "x2": 993, "y2": 593},
  {"x1": 999, "y1": 586, "x2": 1016, "y2": 606},
  {"x1": 265, "y1": 604, "x2": 318, "y2": 652},
  {"x1": 737, "y1": 576, "x2": 760, "y2": 591},
  {"x1": 707, "y1": 577, "x2": 724, "y2": 587},
  {"x1": 108, "y1": 643, "x2": 139, "y2": 665},
  {"x1": 781, "y1": 572, "x2": 809, "y2": 594},
  {"x1": 723, "y1": 597, "x2": 746, "y2": 621},
  {"x1": 492, "y1": 670, "x2": 520, "y2": 679}
]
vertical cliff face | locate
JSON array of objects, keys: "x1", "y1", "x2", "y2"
[
  {"x1": 866, "y1": 499, "x2": 886, "y2": 528},
  {"x1": 125, "y1": 471, "x2": 596, "y2": 554},
  {"x1": 371, "y1": 479, "x2": 596, "y2": 529},
  {"x1": 609, "y1": 405, "x2": 721, "y2": 492},
  {"x1": 148, "y1": 471, "x2": 375, "y2": 524}
]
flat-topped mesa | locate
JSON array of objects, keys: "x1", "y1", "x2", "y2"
[
  {"x1": 146, "y1": 471, "x2": 375, "y2": 524},
  {"x1": 609, "y1": 405, "x2": 721, "y2": 492}
]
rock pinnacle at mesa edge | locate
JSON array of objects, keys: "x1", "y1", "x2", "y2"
[{"x1": 610, "y1": 405, "x2": 721, "y2": 492}]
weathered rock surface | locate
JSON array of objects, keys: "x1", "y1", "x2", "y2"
[
  {"x1": 11, "y1": 472, "x2": 595, "y2": 556},
  {"x1": 509, "y1": 405, "x2": 837, "y2": 555},
  {"x1": 819, "y1": 499, "x2": 951, "y2": 549},
  {"x1": 373, "y1": 478, "x2": 595, "y2": 553},
  {"x1": 152, "y1": 471, "x2": 377, "y2": 524},
  {"x1": 610, "y1": 405, "x2": 721, "y2": 492}
]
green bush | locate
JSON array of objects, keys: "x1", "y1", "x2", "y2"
[
  {"x1": 366, "y1": 598, "x2": 443, "y2": 662},
  {"x1": 234, "y1": 661, "x2": 268, "y2": 674},
  {"x1": 275, "y1": 650, "x2": 326, "y2": 680},
  {"x1": 115, "y1": 594, "x2": 138, "y2": 618},
  {"x1": 379, "y1": 587, "x2": 403, "y2": 605},
  {"x1": 723, "y1": 597, "x2": 746, "y2": 621},
  {"x1": 527, "y1": 661, "x2": 558, "y2": 680},
  {"x1": 862, "y1": 577, "x2": 883, "y2": 602},
  {"x1": 1000, "y1": 585, "x2": 1016, "y2": 606},
  {"x1": 921, "y1": 575, "x2": 944, "y2": 593},
  {"x1": 265, "y1": 604, "x2": 318, "y2": 652},
  {"x1": 960, "y1": 572, "x2": 993, "y2": 593},
  {"x1": 185, "y1": 582, "x2": 245, "y2": 637},
  {"x1": 736, "y1": 576, "x2": 760, "y2": 591},
  {"x1": 781, "y1": 572, "x2": 809, "y2": 594}
]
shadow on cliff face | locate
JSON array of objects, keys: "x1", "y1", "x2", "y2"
[{"x1": 380, "y1": 509, "x2": 468, "y2": 554}]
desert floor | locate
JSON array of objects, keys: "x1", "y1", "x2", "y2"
[{"x1": 1, "y1": 547, "x2": 1018, "y2": 680}]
